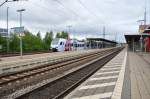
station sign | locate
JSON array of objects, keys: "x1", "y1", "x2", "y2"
[
  {"x1": 11, "y1": 27, "x2": 25, "y2": 37},
  {"x1": 11, "y1": 27, "x2": 24, "y2": 34},
  {"x1": 13, "y1": 27, "x2": 24, "y2": 34}
]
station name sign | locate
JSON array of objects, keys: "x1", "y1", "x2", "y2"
[{"x1": 11, "y1": 27, "x2": 24, "y2": 34}]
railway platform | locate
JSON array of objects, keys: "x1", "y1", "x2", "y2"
[{"x1": 64, "y1": 49, "x2": 150, "y2": 99}]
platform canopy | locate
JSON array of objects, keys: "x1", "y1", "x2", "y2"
[
  {"x1": 125, "y1": 33, "x2": 150, "y2": 41},
  {"x1": 125, "y1": 33, "x2": 150, "y2": 52},
  {"x1": 86, "y1": 38, "x2": 117, "y2": 44}
]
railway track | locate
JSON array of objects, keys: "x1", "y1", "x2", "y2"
[
  {"x1": 17, "y1": 47, "x2": 123, "y2": 99},
  {"x1": 0, "y1": 49, "x2": 108, "y2": 85},
  {"x1": 0, "y1": 47, "x2": 123, "y2": 99}
]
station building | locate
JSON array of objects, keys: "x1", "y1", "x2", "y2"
[
  {"x1": 125, "y1": 25, "x2": 150, "y2": 52},
  {"x1": 0, "y1": 28, "x2": 8, "y2": 37}
]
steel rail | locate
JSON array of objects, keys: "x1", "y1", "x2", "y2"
[
  {"x1": 16, "y1": 47, "x2": 123, "y2": 99},
  {"x1": 0, "y1": 48, "x2": 116, "y2": 86}
]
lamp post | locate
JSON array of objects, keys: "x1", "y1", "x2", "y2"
[
  {"x1": 140, "y1": 34, "x2": 143, "y2": 52},
  {"x1": 6, "y1": 7, "x2": 9, "y2": 53},
  {"x1": 17, "y1": 9, "x2": 25, "y2": 58}
]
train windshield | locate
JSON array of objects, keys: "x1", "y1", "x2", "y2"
[{"x1": 52, "y1": 38, "x2": 59, "y2": 45}]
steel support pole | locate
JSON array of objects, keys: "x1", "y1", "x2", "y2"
[
  {"x1": 140, "y1": 35, "x2": 143, "y2": 52},
  {"x1": 6, "y1": 7, "x2": 9, "y2": 53},
  {"x1": 20, "y1": 11, "x2": 23, "y2": 58},
  {"x1": 132, "y1": 38, "x2": 135, "y2": 52},
  {"x1": 17, "y1": 9, "x2": 25, "y2": 58}
]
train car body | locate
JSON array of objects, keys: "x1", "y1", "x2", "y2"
[
  {"x1": 65, "y1": 39, "x2": 72, "y2": 51},
  {"x1": 51, "y1": 38, "x2": 85, "y2": 52},
  {"x1": 51, "y1": 38, "x2": 66, "y2": 52},
  {"x1": 76, "y1": 41, "x2": 85, "y2": 50},
  {"x1": 70, "y1": 39, "x2": 85, "y2": 51}
]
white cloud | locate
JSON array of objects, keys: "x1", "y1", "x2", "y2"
[{"x1": 0, "y1": 0, "x2": 149, "y2": 42}]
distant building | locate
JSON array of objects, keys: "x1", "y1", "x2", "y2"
[{"x1": 0, "y1": 28, "x2": 8, "y2": 37}]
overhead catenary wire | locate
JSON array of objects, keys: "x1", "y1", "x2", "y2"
[
  {"x1": 77, "y1": 0, "x2": 98, "y2": 19},
  {"x1": 54, "y1": 0, "x2": 83, "y2": 20},
  {"x1": 78, "y1": 0, "x2": 105, "y2": 23},
  {"x1": 31, "y1": 1, "x2": 71, "y2": 19}
]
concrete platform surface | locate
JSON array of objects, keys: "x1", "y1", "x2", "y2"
[
  {"x1": 64, "y1": 48, "x2": 127, "y2": 99},
  {"x1": 129, "y1": 52, "x2": 150, "y2": 99}
]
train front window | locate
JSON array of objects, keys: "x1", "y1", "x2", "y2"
[{"x1": 60, "y1": 42, "x2": 63, "y2": 45}]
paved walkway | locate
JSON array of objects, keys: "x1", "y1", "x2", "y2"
[
  {"x1": 64, "y1": 48, "x2": 127, "y2": 99},
  {"x1": 129, "y1": 52, "x2": 150, "y2": 99}
]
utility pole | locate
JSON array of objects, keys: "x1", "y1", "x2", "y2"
[
  {"x1": 115, "y1": 32, "x2": 117, "y2": 42},
  {"x1": 6, "y1": 7, "x2": 9, "y2": 53},
  {"x1": 102, "y1": 26, "x2": 105, "y2": 48},
  {"x1": 67, "y1": 25, "x2": 72, "y2": 50},
  {"x1": 67, "y1": 25, "x2": 72, "y2": 36},
  {"x1": 103, "y1": 26, "x2": 105, "y2": 39},
  {"x1": 144, "y1": 0, "x2": 147, "y2": 25},
  {"x1": 17, "y1": 9, "x2": 25, "y2": 58}
]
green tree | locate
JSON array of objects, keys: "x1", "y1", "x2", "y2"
[
  {"x1": 0, "y1": 35, "x2": 7, "y2": 52},
  {"x1": 9, "y1": 33, "x2": 20, "y2": 52},
  {"x1": 22, "y1": 31, "x2": 34, "y2": 52},
  {"x1": 56, "y1": 31, "x2": 69, "y2": 39},
  {"x1": 34, "y1": 32, "x2": 43, "y2": 51},
  {"x1": 44, "y1": 31, "x2": 53, "y2": 50},
  {"x1": 22, "y1": 31, "x2": 44, "y2": 52},
  {"x1": 56, "y1": 32, "x2": 61, "y2": 38}
]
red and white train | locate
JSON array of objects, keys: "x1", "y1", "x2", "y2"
[{"x1": 51, "y1": 38, "x2": 85, "y2": 52}]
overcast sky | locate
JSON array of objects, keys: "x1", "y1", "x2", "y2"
[{"x1": 0, "y1": 0, "x2": 149, "y2": 42}]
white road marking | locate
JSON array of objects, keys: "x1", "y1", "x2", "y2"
[
  {"x1": 79, "y1": 82, "x2": 116, "y2": 90},
  {"x1": 89, "y1": 75, "x2": 118, "y2": 81},
  {"x1": 100, "y1": 67, "x2": 121, "y2": 71},
  {"x1": 72, "y1": 92, "x2": 112, "y2": 99},
  {"x1": 95, "y1": 71, "x2": 120, "y2": 76},
  {"x1": 103, "y1": 66, "x2": 121, "y2": 68}
]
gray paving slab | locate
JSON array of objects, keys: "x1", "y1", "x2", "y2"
[
  {"x1": 93, "y1": 73, "x2": 119, "y2": 78},
  {"x1": 128, "y1": 52, "x2": 150, "y2": 99},
  {"x1": 121, "y1": 52, "x2": 131, "y2": 99},
  {"x1": 85, "y1": 78, "x2": 118, "y2": 85},
  {"x1": 99, "y1": 69, "x2": 121, "y2": 73},
  {"x1": 104, "y1": 85, "x2": 115, "y2": 93},
  {"x1": 71, "y1": 89, "x2": 87, "y2": 98}
]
